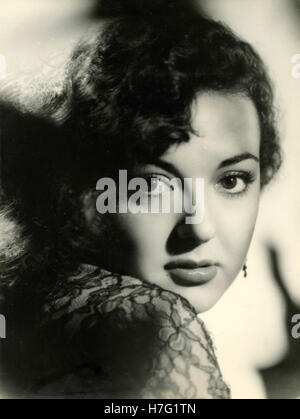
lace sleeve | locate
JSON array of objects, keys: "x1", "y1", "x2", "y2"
[{"x1": 38, "y1": 265, "x2": 230, "y2": 399}]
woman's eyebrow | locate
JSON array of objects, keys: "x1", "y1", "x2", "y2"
[
  {"x1": 150, "y1": 159, "x2": 183, "y2": 179},
  {"x1": 218, "y1": 153, "x2": 259, "y2": 169}
]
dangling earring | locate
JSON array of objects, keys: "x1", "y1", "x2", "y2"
[{"x1": 243, "y1": 263, "x2": 247, "y2": 278}]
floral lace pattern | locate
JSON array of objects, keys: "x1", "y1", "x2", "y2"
[{"x1": 34, "y1": 264, "x2": 230, "y2": 399}]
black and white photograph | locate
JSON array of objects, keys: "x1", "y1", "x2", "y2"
[{"x1": 0, "y1": 0, "x2": 300, "y2": 400}]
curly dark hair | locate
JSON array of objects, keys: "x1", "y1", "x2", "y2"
[
  {"x1": 54, "y1": 13, "x2": 281, "y2": 189},
  {"x1": 0, "y1": 12, "x2": 282, "y2": 291}
]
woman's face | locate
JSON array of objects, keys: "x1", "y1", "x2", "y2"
[{"x1": 95, "y1": 91, "x2": 261, "y2": 313}]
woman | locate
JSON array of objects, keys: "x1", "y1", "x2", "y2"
[{"x1": 0, "y1": 12, "x2": 281, "y2": 398}]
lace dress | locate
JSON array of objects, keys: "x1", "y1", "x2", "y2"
[{"x1": 1, "y1": 264, "x2": 230, "y2": 399}]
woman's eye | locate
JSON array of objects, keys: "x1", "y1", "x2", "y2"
[
  {"x1": 143, "y1": 175, "x2": 173, "y2": 196},
  {"x1": 216, "y1": 172, "x2": 253, "y2": 195}
]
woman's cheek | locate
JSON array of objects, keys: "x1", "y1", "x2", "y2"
[
  {"x1": 218, "y1": 191, "x2": 260, "y2": 266},
  {"x1": 115, "y1": 212, "x2": 177, "y2": 257}
]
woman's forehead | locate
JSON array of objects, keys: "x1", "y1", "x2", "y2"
[
  {"x1": 160, "y1": 91, "x2": 260, "y2": 173},
  {"x1": 190, "y1": 91, "x2": 260, "y2": 140}
]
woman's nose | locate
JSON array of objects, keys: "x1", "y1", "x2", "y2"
[{"x1": 176, "y1": 207, "x2": 216, "y2": 243}]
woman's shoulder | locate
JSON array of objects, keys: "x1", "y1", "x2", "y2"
[
  {"x1": 42, "y1": 263, "x2": 212, "y2": 355},
  {"x1": 36, "y1": 264, "x2": 230, "y2": 399}
]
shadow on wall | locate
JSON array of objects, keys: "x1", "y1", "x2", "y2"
[
  {"x1": 259, "y1": 245, "x2": 300, "y2": 399},
  {"x1": 294, "y1": 0, "x2": 300, "y2": 15}
]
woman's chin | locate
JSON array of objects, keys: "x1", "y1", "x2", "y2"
[{"x1": 134, "y1": 270, "x2": 227, "y2": 314}]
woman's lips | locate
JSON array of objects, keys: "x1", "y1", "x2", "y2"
[{"x1": 165, "y1": 260, "x2": 218, "y2": 286}]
